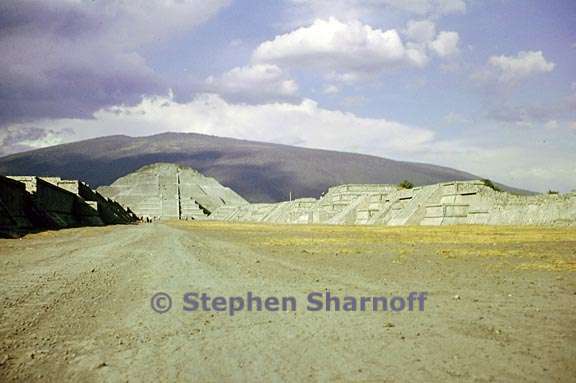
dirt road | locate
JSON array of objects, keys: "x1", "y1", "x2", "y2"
[{"x1": 1, "y1": 222, "x2": 575, "y2": 382}]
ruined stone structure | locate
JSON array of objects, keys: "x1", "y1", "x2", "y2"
[
  {"x1": 5, "y1": 160, "x2": 572, "y2": 234},
  {"x1": 97, "y1": 163, "x2": 248, "y2": 220},
  {"x1": 0, "y1": 176, "x2": 34, "y2": 234},
  {"x1": 210, "y1": 181, "x2": 576, "y2": 226},
  {"x1": 0, "y1": 175, "x2": 137, "y2": 237}
]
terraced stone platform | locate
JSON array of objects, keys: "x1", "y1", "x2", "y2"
[
  {"x1": 97, "y1": 163, "x2": 248, "y2": 220},
  {"x1": 210, "y1": 181, "x2": 576, "y2": 226}
]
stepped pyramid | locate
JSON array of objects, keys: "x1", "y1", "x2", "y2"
[{"x1": 97, "y1": 163, "x2": 247, "y2": 220}]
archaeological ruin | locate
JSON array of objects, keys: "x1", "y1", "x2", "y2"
[
  {"x1": 2, "y1": 163, "x2": 575, "y2": 235},
  {"x1": 0, "y1": 175, "x2": 138, "y2": 237},
  {"x1": 97, "y1": 163, "x2": 248, "y2": 221},
  {"x1": 210, "y1": 181, "x2": 576, "y2": 226}
]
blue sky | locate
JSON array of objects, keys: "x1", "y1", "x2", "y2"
[{"x1": 1, "y1": 0, "x2": 575, "y2": 191}]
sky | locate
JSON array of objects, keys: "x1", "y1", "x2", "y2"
[{"x1": 1, "y1": 0, "x2": 575, "y2": 192}]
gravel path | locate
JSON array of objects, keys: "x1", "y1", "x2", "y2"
[{"x1": 0, "y1": 222, "x2": 574, "y2": 382}]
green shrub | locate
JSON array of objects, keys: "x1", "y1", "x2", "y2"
[
  {"x1": 481, "y1": 179, "x2": 501, "y2": 192},
  {"x1": 398, "y1": 180, "x2": 414, "y2": 189}
]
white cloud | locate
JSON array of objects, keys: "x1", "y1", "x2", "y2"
[
  {"x1": 4, "y1": 93, "x2": 434, "y2": 157},
  {"x1": 430, "y1": 31, "x2": 459, "y2": 57},
  {"x1": 0, "y1": 125, "x2": 73, "y2": 156},
  {"x1": 253, "y1": 18, "x2": 430, "y2": 82},
  {"x1": 488, "y1": 51, "x2": 555, "y2": 83},
  {"x1": 5, "y1": 94, "x2": 575, "y2": 192},
  {"x1": 205, "y1": 64, "x2": 298, "y2": 102},
  {"x1": 406, "y1": 20, "x2": 437, "y2": 43},
  {"x1": 250, "y1": 18, "x2": 460, "y2": 85},
  {"x1": 403, "y1": 20, "x2": 460, "y2": 66}
]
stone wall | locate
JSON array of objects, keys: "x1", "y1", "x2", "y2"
[
  {"x1": 420, "y1": 182, "x2": 576, "y2": 226},
  {"x1": 210, "y1": 181, "x2": 576, "y2": 226},
  {"x1": 0, "y1": 175, "x2": 137, "y2": 237},
  {"x1": 36, "y1": 177, "x2": 84, "y2": 227},
  {"x1": 0, "y1": 176, "x2": 34, "y2": 235},
  {"x1": 77, "y1": 181, "x2": 137, "y2": 225}
]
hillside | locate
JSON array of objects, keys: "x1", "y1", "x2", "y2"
[{"x1": 0, "y1": 132, "x2": 525, "y2": 202}]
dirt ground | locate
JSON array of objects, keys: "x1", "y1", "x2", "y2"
[{"x1": 0, "y1": 221, "x2": 575, "y2": 382}]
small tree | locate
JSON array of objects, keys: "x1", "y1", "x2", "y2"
[
  {"x1": 398, "y1": 180, "x2": 414, "y2": 189},
  {"x1": 481, "y1": 179, "x2": 501, "y2": 192},
  {"x1": 547, "y1": 190, "x2": 559, "y2": 195}
]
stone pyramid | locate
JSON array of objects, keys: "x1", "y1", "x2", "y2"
[{"x1": 97, "y1": 163, "x2": 247, "y2": 220}]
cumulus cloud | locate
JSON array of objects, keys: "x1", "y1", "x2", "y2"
[
  {"x1": 0, "y1": 0, "x2": 230, "y2": 125},
  {"x1": 405, "y1": 20, "x2": 437, "y2": 43},
  {"x1": 252, "y1": 18, "x2": 460, "y2": 84},
  {"x1": 4, "y1": 94, "x2": 574, "y2": 192},
  {"x1": 488, "y1": 51, "x2": 555, "y2": 84},
  {"x1": 3, "y1": 93, "x2": 435, "y2": 157},
  {"x1": 253, "y1": 18, "x2": 434, "y2": 82},
  {"x1": 205, "y1": 64, "x2": 299, "y2": 103},
  {"x1": 403, "y1": 20, "x2": 459, "y2": 64},
  {"x1": 0, "y1": 126, "x2": 73, "y2": 156},
  {"x1": 430, "y1": 31, "x2": 459, "y2": 57}
]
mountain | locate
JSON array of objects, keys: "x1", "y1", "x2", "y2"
[{"x1": 0, "y1": 132, "x2": 528, "y2": 202}]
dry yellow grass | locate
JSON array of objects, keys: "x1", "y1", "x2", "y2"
[{"x1": 170, "y1": 221, "x2": 576, "y2": 272}]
